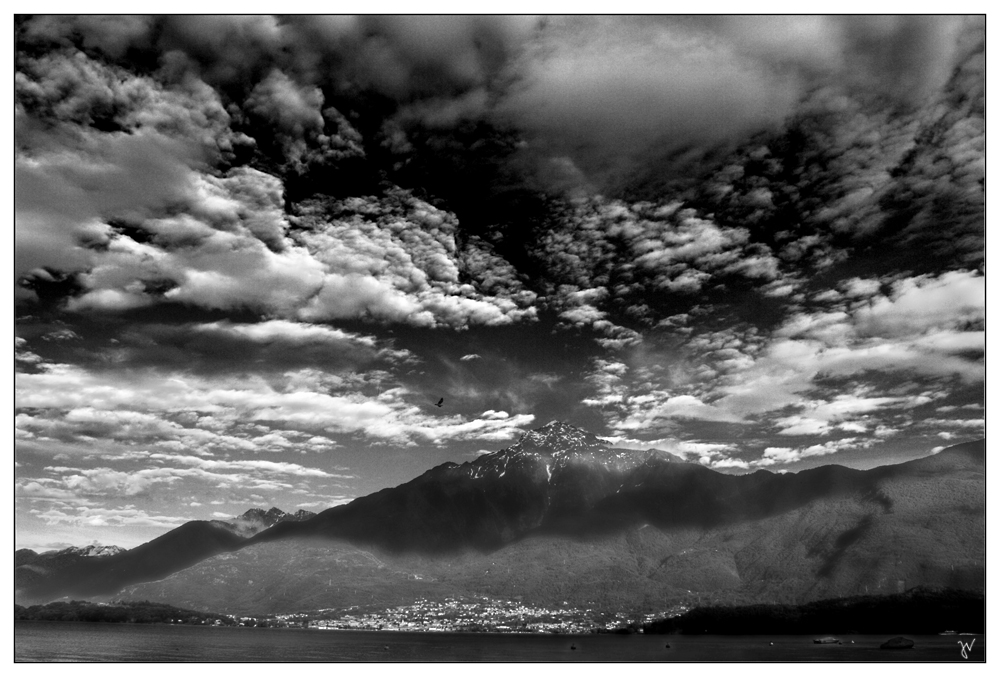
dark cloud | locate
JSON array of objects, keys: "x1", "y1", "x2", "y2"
[
  {"x1": 499, "y1": 17, "x2": 803, "y2": 191},
  {"x1": 14, "y1": 16, "x2": 985, "y2": 549}
]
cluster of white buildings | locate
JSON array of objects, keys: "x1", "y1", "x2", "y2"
[{"x1": 305, "y1": 596, "x2": 621, "y2": 633}]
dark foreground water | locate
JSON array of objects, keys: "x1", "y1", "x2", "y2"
[{"x1": 14, "y1": 622, "x2": 984, "y2": 662}]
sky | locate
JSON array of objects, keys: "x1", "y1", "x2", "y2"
[{"x1": 11, "y1": 14, "x2": 986, "y2": 551}]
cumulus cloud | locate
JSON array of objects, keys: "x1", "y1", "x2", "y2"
[
  {"x1": 17, "y1": 15, "x2": 978, "y2": 201},
  {"x1": 14, "y1": 48, "x2": 247, "y2": 286},
  {"x1": 13, "y1": 15, "x2": 985, "y2": 545},
  {"x1": 28, "y1": 505, "x2": 188, "y2": 529},
  {"x1": 539, "y1": 199, "x2": 783, "y2": 299},
  {"x1": 245, "y1": 70, "x2": 324, "y2": 152},
  {"x1": 183, "y1": 320, "x2": 416, "y2": 363},
  {"x1": 191, "y1": 320, "x2": 378, "y2": 346},
  {"x1": 600, "y1": 433, "x2": 739, "y2": 469},
  {"x1": 15, "y1": 480, "x2": 93, "y2": 503},
  {"x1": 243, "y1": 68, "x2": 364, "y2": 171},
  {"x1": 15, "y1": 359, "x2": 536, "y2": 454},
  {"x1": 773, "y1": 392, "x2": 938, "y2": 437},
  {"x1": 25, "y1": 159, "x2": 538, "y2": 328},
  {"x1": 752, "y1": 437, "x2": 874, "y2": 468},
  {"x1": 15, "y1": 46, "x2": 539, "y2": 330},
  {"x1": 710, "y1": 270, "x2": 984, "y2": 419},
  {"x1": 922, "y1": 417, "x2": 985, "y2": 429},
  {"x1": 292, "y1": 193, "x2": 538, "y2": 327},
  {"x1": 552, "y1": 285, "x2": 642, "y2": 349},
  {"x1": 576, "y1": 269, "x2": 981, "y2": 444},
  {"x1": 581, "y1": 358, "x2": 630, "y2": 407},
  {"x1": 853, "y1": 270, "x2": 985, "y2": 338},
  {"x1": 615, "y1": 394, "x2": 743, "y2": 430}
]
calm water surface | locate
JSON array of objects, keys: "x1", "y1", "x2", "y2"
[{"x1": 14, "y1": 622, "x2": 984, "y2": 662}]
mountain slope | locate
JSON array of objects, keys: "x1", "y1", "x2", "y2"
[
  {"x1": 119, "y1": 431, "x2": 984, "y2": 614},
  {"x1": 16, "y1": 521, "x2": 246, "y2": 601},
  {"x1": 15, "y1": 544, "x2": 128, "y2": 594},
  {"x1": 118, "y1": 464, "x2": 984, "y2": 615},
  {"x1": 15, "y1": 507, "x2": 309, "y2": 603},
  {"x1": 16, "y1": 424, "x2": 985, "y2": 609},
  {"x1": 249, "y1": 422, "x2": 697, "y2": 551},
  {"x1": 251, "y1": 423, "x2": 980, "y2": 552}
]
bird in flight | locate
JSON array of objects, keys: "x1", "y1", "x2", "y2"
[{"x1": 434, "y1": 398, "x2": 444, "y2": 408}]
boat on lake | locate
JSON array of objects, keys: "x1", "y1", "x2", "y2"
[
  {"x1": 880, "y1": 636, "x2": 915, "y2": 650},
  {"x1": 813, "y1": 637, "x2": 841, "y2": 644}
]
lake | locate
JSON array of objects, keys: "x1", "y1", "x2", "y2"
[{"x1": 14, "y1": 622, "x2": 984, "y2": 662}]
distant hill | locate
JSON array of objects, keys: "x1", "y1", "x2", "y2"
[
  {"x1": 14, "y1": 599, "x2": 236, "y2": 625},
  {"x1": 16, "y1": 425, "x2": 985, "y2": 613},
  {"x1": 644, "y1": 587, "x2": 985, "y2": 635},
  {"x1": 15, "y1": 507, "x2": 309, "y2": 603},
  {"x1": 17, "y1": 544, "x2": 126, "y2": 564},
  {"x1": 15, "y1": 544, "x2": 127, "y2": 590}
]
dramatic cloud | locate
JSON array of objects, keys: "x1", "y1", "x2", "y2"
[
  {"x1": 15, "y1": 358, "x2": 535, "y2": 455},
  {"x1": 501, "y1": 17, "x2": 802, "y2": 189},
  {"x1": 14, "y1": 16, "x2": 983, "y2": 548}
]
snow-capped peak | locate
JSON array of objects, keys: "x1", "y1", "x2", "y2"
[
  {"x1": 514, "y1": 420, "x2": 609, "y2": 454},
  {"x1": 460, "y1": 421, "x2": 680, "y2": 483},
  {"x1": 63, "y1": 544, "x2": 126, "y2": 557}
]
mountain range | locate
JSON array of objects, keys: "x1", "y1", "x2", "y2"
[
  {"x1": 15, "y1": 422, "x2": 986, "y2": 616},
  {"x1": 217, "y1": 507, "x2": 317, "y2": 539}
]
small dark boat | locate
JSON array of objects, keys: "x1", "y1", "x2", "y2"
[
  {"x1": 880, "y1": 637, "x2": 915, "y2": 650},
  {"x1": 813, "y1": 637, "x2": 841, "y2": 644}
]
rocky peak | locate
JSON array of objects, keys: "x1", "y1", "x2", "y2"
[
  {"x1": 237, "y1": 508, "x2": 268, "y2": 522},
  {"x1": 513, "y1": 421, "x2": 609, "y2": 455},
  {"x1": 64, "y1": 544, "x2": 126, "y2": 557},
  {"x1": 264, "y1": 507, "x2": 287, "y2": 522},
  {"x1": 237, "y1": 507, "x2": 290, "y2": 525},
  {"x1": 221, "y1": 507, "x2": 314, "y2": 539}
]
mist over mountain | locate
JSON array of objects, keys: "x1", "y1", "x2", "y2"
[
  {"x1": 215, "y1": 507, "x2": 317, "y2": 539},
  {"x1": 15, "y1": 423, "x2": 985, "y2": 614}
]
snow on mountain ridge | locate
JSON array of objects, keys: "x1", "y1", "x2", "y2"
[
  {"x1": 514, "y1": 420, "x2": 609, "y2": 454},
  {"x1": 461, "y1": 421, "x2": 680, "y2": 483},
  {"x1": 219, "y1": 507, "x2": 318, "y2": 538},
  {"x1": 62, "y1": 544, "x2": 127, "y2": 557}
]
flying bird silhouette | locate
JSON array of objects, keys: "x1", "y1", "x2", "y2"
[{"x1": 435, "y1": 398, "x2": 444, "y2": 408}]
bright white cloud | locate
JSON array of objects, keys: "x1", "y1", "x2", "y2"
[
  {"x1": 28, "y1": 505, "x2": 188, "y2": 529},
  {"x1": 752, "y1": 438, "x2": 864, "y2": 467},
  {"x1": 853, "y1": 270, "x2": 985, "y2": 338},
  {"x1": 15, "y1": 359, "x2": 536, "y2": 455},
  {"x1": 711, "y1": 271, "x2": 984, "y2": 420}
]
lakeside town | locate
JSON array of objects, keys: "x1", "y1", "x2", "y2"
[
  {"x1": 16, "y1": 595, "x2": 686, "y2": 633},
  {"x1": 245, "y1": 596, "x2": 688, "y2": 633}
]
